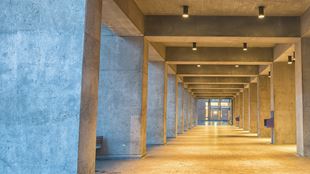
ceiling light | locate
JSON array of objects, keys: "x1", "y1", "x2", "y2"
[
  {"x1": 258, "y1": 6, "x2": 265, "y2": 19},
  {"x1": 293, "y1": 51, "x2": 296, "y2": 61},
  {"x1": 192, "y1": 42, "x2": 197, "y2": 51},
  {"x1": 235, "y1": 65, "x2": 239, "y2": 68},
  {"x1": 268, "y1": 71, "x2": 271, "y2": 78},
  {"x1": 288, "y1": 56, "x2": 293, "y2": 64},
  {"x1": 197, "y1": 64, "x2": 201, "y2": 68},
  {"x1": 243, "y1": 43, "x2": 248, "y2": 51},
  {"x1": 182, "y1": 5, "x2": 189, "y2": 18}
]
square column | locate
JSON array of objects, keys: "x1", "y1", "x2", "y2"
[
  {"x1": 0, "y1": 0, "x2": 102, "y2": 173},
  {"x1": 243, "y1": 88, "x2": 250, "y2": 130},
  {"x1": 167, "y1": 74, "x2": 177, "y2": 138},
  {"x1": 295, "y1": 39, "x2": 310, "y2": 156},
  {"x1": 146, "y1": 62, "x2": 166, "y2": 145},
  {"x1": 271, "y1": 62, "x2": 296, "y2": 144},
  {"x1": 197, "y1": 99, "x2": 207, "y2": 125},
  {"x1": 177, "y1": 83, "x2": 184, "y2": 133},
  {"x1": 257, "y1": 75, "x2": 271, "y2": 138},
  {"x1": 239, "y1": 92, "x2": 244, "y2": 128},
  {"x1": 234, "y1": 95, "x2": 239, "y2": 127},
  {"x1": 97, "y1": 28, "x2": 148, "y2": 158},
  {"x1": 249, "y1": 83, "x2": 258, "y2": 133},
  {"x1": 183, "y1": 90, "x2": 189, "y2": 131}
]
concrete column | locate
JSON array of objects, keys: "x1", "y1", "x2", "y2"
[
  {"x1": 239, "y1": 92, "x2": 244, "y2": 128},
  {"x1": 271, "y1": 62, "x2": 296, "y2": 144},
  {"x1": 146, "y1": 62, "x2": 165, "y2": 145},
  {"x1": 188, "y1": 95, "x2": 193, "y2": 128},
  {"x1": 234, "y1": 95, "x2": 239, "y2": 127},
  {"x1": 197, "y1": 99, "x2": 206, "y2": 124},
  {"x1": 183, "y1": 90, "x2": 188, "y2": 131},
  {"x1": 249, "y1": 83, "x2": 258, "y2": 133},
  {"x1": 192, "y1": 98, "x2": 198, "y2": 126},
  {"x1": 257, "y1": 75, "x2": 271, "y2": 138},
  {"x1": 97, "y1": 28, "x2": 148, "y2": 158},
  {"x1": 243, "y1": 88, "x2": 250, "y2": 130},
  {"x1": 295, "y1": 38, "x2": 310, "y2": 156},
  {"x1": 0, "y1": 1, "x2": 101, "y2": 173},
  {"x1": 167, "y1": 74, "x2": 177, "y2": 138},
  {"x1": 177, "y1": 83, "x2": 184, "y2": 133}
]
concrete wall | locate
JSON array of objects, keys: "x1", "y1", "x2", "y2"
[
  {"x1": 167, "y1": 75, "x2": 177, "y2": 138},
  {"x1": 183, "y1": 90, "x2": 189, "y2": 131},
  {"x1": 249, "y1": 83, "x2": 258, "y2": 133},
  {"x1": 243, "y1": 89, "x2": 250, "y2": 130},
  {"x1": 97, "y1": 27, "x2": 147, "y2": 157},
  {"x1": 177, "y1": 83, "x2": 184, "y2": 133},
  {"x1": 257, "y1": 76, "x2": 271, "y2": 138},
  {"x1": 239, "y1": 92, "x2": 244, "y2": 128},
  {"x1": 271, "y1": 62, "x2": 296, "y2": 144},
  {"x1": 147, "y1": 62, "x2": 165, "y2": 144},
  {"x1": 197, "y1": 99, "x2": 206, "y2": 124},
  {"x1": 0, "y1": 0, "x2": 102, "y2": 173}
]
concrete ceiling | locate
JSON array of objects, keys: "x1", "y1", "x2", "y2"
[{"x1": 135, "y1": 0, "x2": 310, "y2": 16}]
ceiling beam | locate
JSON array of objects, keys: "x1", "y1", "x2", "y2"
[
  {"x1": 191, "y1": 89, "x2": 241, "y2": 93},
  {"x1": 166, "y1": 47, "x2": 273, "y2": 65},
  {"x1": 177, "y1": 65, "x2": 258, "y2": 77},
  {"x1": 145, "y1": 16, "x2": 300, "y2": 37},
  {"x1": 187, "y1": 84, "x2": 244, "y2": 89},
  {"x1": 183, "y1": 77, "x2": 251, "y2": 84}
]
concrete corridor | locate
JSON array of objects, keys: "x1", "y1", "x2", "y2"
[{"x1": 96, "y1": 126, "x2": 310, "y2": 174}]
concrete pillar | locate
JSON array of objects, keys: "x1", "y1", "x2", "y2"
[
  {"x1": 197, "y1": 99, "x2": 206, "y2": 124},
  {"x1": 257, "y1": 75, "x2": 271, "y2": 138},
  {"x1": 295, "y1": 38, "x2": 310, "y2": 156},
  {"x1": 0, "y1": 0, "x2": 102, "y2": 173},
  {"x1": 177, "y1": 83, "x2": 184, "y2": 133},
  {"x1": 239, "y1": 92, "x2": 244, "y2": 128},
  {"x1": 183, "y1": 90, "x2": 189, "y2": 131},
  {"x1": 271, "y1": 62, "x2": 296, "y2": 144},
  {"x1": 167, "y1": 74, "x2": 177, "y2": 138},
  {"x1": 146, "y1": 62, "x2": 165, "y2": 145},
  {"x1": 249, "y1": 83, "x2": 258, "y2": 133},
  {"x1": 234, "y1": 95, "x2": 239, "y2": 127},
  {"x1": 188, "y1": 95, "x2": 193, "y2": 128},
  {"x1": 243, "y1": 88, "x2": 250, "y2": 130},
  {"x1": 97, "y1": 28, "x2": 148, "y2": 158},
  {"x1": 192, "y1": 98, "x2": 198, "y2": 126}
]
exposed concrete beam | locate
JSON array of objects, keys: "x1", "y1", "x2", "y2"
[
  {"x1": 191, "y1": 89, "x2": 241, "y2": 93},
  {"x1": 102, "y1": 0, "x2": 144, "y2": 36},
  {"x1": 196, "y1": 96, "x2": 234, "y2": 99},
  {"x1": 195, "y1": 94, "x2": 236, "y2": 97},
  {"x1": 187, "y1": 84, "x2": 244, "y2": 89},
  {"x1": 183, "y1": 77, "x2": 251, "y2": 84},
  {"x1": 301, "y1": 7, "x2": 310, "y2": 37},
  {"x1": 166, "y1": 47, "x2": 273, "y2": 65},
  {"x1": 177, "y1": 65, "x2": 258, "y2": 77},
  {"x1": 273, "y1": 44, "x2": 295, "y2": 62},
  {"x1": 145, "y1": 16, "x2": 300, "y2": 37},
  {"x1": 259, "y1": 65, "x2": 270, "y2": 75}
]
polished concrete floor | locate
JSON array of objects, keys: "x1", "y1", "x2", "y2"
[{"x1": 96, "y1": 126, "x2": 310, "y2": 174}]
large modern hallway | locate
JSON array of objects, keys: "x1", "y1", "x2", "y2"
[{"x1": 96, "y1": 125, "x2": 310, "y2": 174}]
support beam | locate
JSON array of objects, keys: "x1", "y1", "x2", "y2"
[
  {"x1": 188, "y1": 84, "x2": 244, "y2": 89},
  {"x1": 102, "y1": 0, "x2": 144, "y2": 36},
  {"x1": 243, "y1": 88, "x2": 250, "y2": 130},
  {"x1": 177, "y1": 83, "x2": 184, "y2": 134},
  {"x1": 166, "y1": 47, "x2": 273, "y2": 65},
  {"x1": 239, "y1": 92, "x2": 244, "y2": 128},
  {"x1": 249, "y1": 83, "x2": 258, "y2": 133},
  {"x1": 191, "y1": 89, "x2": 240, "y2": 93},
  {"x1": 257, "y1": 75, "x2": 271, "y2": 138},
  {"x1": 145, "y1": 16, "x2": 300, "y2": 37},
  {"x1": 183, "y1": 77, "x2": 251, "y2": 84},
  {"x1": 167, "y1": 74, "x2": 177, "y2": 138}
]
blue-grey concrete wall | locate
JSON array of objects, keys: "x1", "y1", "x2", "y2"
[
  {"x1": 197, "y1": 99, "x2": 207, "y2": 124},
  {"x1": 0, "y1": 0, "x2": 102, "y2": 173},
  {"x1": 177, "y1": 83, "x2": 184, "y2": 134},
  {"x1": 96, "y1": 27, "x2": 146, "y2": 158},
  {"x1": 147, "y1": 62, "x2": 165, "y2": 144},
  {"x1": 167, "y1": 75, "x2": 176, "y2": 138}
]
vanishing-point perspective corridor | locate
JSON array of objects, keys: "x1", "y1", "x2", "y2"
[
  {"x1": 96, "y1": 126, "x2": 310, "y2": 174},
  {"x1": 3, "y1": 0, "x2": 310, "y2": 174}
]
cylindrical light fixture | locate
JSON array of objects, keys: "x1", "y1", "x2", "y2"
[
  {"x1": 293, "y1": 51, "x2": 296, "y2": 61},
  {"x1": 182, "y1": 5, "x2": 189, "y2": 18},
  {"x1": 243, "y1": 43, "x2": 248, "y2": 51},
  {"x1": 197, "y1": 64, "x2": 201, "y2": 68},
  {"x1": 268, "y1": 71, "x2": 271, "y2": 78},
  {"x1": 235, "y1": 65, "x2": 239, "y2": 68},
  {"x1": 192, "y1": 42, "x2": 197, "y2": 51},
  {"x1": 258, "y1": 6, "x2": 265, "y2": 19},
  {"x1": 288, "y1": 55, "x2": 293, "y2": 64}
]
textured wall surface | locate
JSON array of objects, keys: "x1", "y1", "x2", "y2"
[
  {"x1": 97, "y1": 27, "x2": 146, "y2": 157},
  {"x1": 177, "y1": 83, "x2": 184, "y2": 133},
  {"x1": 272, "y1": 62, "x2": 296, "y2": 144},
  {"x1": 249, "y1": 83, "x2": 258, "y2": 133},
  {"x1": 183, "y1": 90, "x2": 188, "y2": 131},
  {"x1": 257, "y1": 76, "x2": 271, "y2": 138},
  {"x1": 146, "y1": 62, "x2": 165, "y2": 144},
  {"x1": 167, "y1": 75, "x2": 177, "y2": 138},
  {"x1": 239, "y1": 93, "x2": 244, "y2": 128},
  {"x1": 0, "y1": 0, "x2": 102, "y2": 173},
  {"x1": 243, "y1": 88, "x2": 250, "y2": 130}
]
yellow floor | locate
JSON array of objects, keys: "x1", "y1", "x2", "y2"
[{"x1": 96, "y1": 126, "x2": 310, "y2": 174}]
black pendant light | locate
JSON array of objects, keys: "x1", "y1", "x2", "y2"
[
  {"x1": 182, "y1": 5, "x2": 189, "y2": 18},
  {"x1": 258, "y1": 6, "x2": 265, "y2": 19}
]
